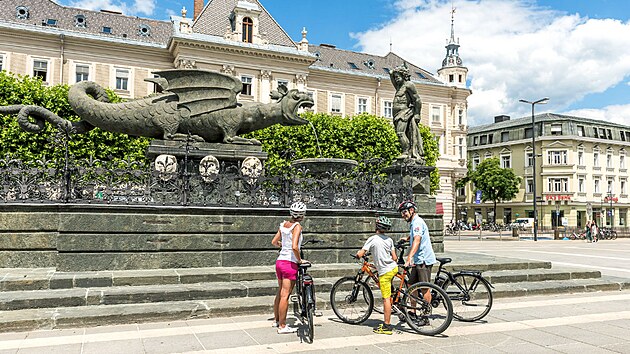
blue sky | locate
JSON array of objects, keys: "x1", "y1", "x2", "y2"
[{"x1": 59, "y1": 0, "x2": 630, "y2": 126}]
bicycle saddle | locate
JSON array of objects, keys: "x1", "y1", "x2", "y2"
[
  {"x1": 436, "y1": 257, "x2": 452, "y2": 265},
  {"x1": 299, "y1": 263, "x2": 312, "y2": 269}
]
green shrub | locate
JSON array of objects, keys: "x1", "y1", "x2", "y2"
[{"x1": 0, "y1": 71, "x2": 149, "y2": 163}]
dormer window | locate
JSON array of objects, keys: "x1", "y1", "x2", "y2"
[
  {"x1": 74, "y1": 14, "x2": 86, "y2": 27},
  {"x1": 102, "y1": 26, "x2": 112, "y2": 34},
  {"x1": 16, "y1": 6, "x2": 29, "y2": 20},
  {"x1": 44, "y1": 19, "x2": 58, "y2": 26},
  {"x1": 138, "y1": 24, "x2": 151, "y2": 36},
  {"x1": 242, "y1": 17, "x2": 253, "y2": 43},
  {"x1": 364, "y1": 59, "x2": 375, "y2": 69}
]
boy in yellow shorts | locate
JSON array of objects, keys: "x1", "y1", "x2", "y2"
[{"x1": 356, "y1": 216, "x2": 398, "y2": 335}]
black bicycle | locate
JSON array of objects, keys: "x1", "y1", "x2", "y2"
[
  {"x1": 293, "y1": 239, "x2": 323, "y2": 343},
  {"x1": 434, "y1": 257, "x2": 494, "y2": 322}
]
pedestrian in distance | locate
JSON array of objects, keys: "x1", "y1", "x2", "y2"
[
  {"x1": 585, "y1": 220, "x2": 592, "y2": 243},
  {"x1": 356, "y1": 216, "x2": 398, "y2": 335},
  {"x1": 271, "y1": 202, "x2": 308, "y2": 334},
  {"x1": 590, "y1": 220, "x2": 599, "y2": 242},
  {"x1": 398, "y1": 200, "x2": 437, "y2": 315}
]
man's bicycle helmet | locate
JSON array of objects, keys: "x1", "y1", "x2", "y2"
[
  {"x1": 397, "y1": 200, "x2": 417, "y2": 212},
  {"x1": 290, "y1": 201, "x2": 307, "y2": 218},
  {"x1": 375, "y1": 216, "x2": 392, "y2": 231}
]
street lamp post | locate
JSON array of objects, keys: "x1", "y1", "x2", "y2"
[{"x1": 519, "y1": 97, "x2": 549, "y2": 242}]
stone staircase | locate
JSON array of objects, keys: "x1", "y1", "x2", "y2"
[{"x1": 1, "y1": 253, "x2": 629, "y2": 333}]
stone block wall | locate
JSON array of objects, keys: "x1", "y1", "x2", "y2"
[{"x1": 0, "y1": 204, "x2": 443, "y2": 271}]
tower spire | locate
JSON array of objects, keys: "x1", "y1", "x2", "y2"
[
  {"x1": 450, "y1": 4, "x2": 456, "y2": 44},
  {"x1": 437, "y1": 3, "x2": 467, "y2": 87}
]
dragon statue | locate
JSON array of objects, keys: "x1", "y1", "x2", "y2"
[{"x1": 0, "y1": 69, "x2": 314, "y2": 144}]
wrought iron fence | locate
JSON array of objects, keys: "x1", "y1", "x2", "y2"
[{"x1": 1, "y1": 132, "x2": 413, "y2": 210}]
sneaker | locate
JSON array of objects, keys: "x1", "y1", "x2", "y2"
[
  {"x1": 272, "y1": 321, "x2": 279, "y2": 328},
  {"x1": 373, "y1": 323, "x2": 393, "y2": 335},
  {"x1": 277, "y1": 325, "x2": 298, "y2": 334}
]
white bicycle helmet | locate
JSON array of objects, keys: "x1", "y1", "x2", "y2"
[{"x1": 290, "y1": 201, "x2": 307, "y2": 218}]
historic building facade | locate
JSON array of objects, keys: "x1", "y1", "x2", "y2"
[
  {"x1": 0, "y1": 0, "x2": 470, "y2": 221},
  {"x1": 463, "y1": 113, "x2": 630, "y2": 230}
]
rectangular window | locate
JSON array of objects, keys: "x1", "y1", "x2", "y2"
[
  {"x1": 621, "y1": 155, "x2": 626, "y2": 169},
  {"x1": 75, "y1": 64, "x2": 89, "y2": 82},
  {"x1": 524, "y1": 128, "x2": 533, "y2": 139},
  {"x1": 626, "y1": 132, "x2": 630, "y2": 141},
  {"x1": 547, "y1": 151, "x2": 567, "y2": 165},
  {"x1": 357, "y1": 97, "x2": 368, "y2": 114},
  {"x1": 578, "y1": 151, "x2": 584, "y2": 166},
  {"x1": 607, "y1": 154, "x2": 613, "y2": 168},
  {"x1": 621, "y1": 131, "x2": 626, "y2": 141},
  {"x1": 479, "y1": 135, "x2": 487, "y2": 145},
  {"x1": 473, "y1": 136, "x2": 478, "y2": 146},
  {"x1": 115, "y1": 68, "x2": 129, "y2": 91},
  {"x1": 472, "y1": 155, "x2": 480, "y2": 170},
  {"x1": 501, "y1": 155, "x2": 511, "y2": 169},
  {"x1": 152, "y1": 74, "x2": 163, "y2": 93},
  {"x1": 330, "y1": 94, "x2": 342, "y2": 113},
  {"x1": 449, "y1": 74, "x2": 454, "y2": 82},
  {"x1": 501, "y1": 132, "x2": 509, "y2": 142},
  {"x1": 383, "y1": 101, "x2": 393, "y2": 118},
  {"x1": 458, "y1": 137, "x2": 464, "y2": 159},
  {"x1": 526, "y1": 178, "x2": 533, "y2": 193},
  {"x1": 594, "y1": 128, "x2": 599, "y2": 138},
  {"x1": 526, "y1": 152, "x2": 534, "y2": 167},
  {"x1": 547, "y1": 178, "x2": 568, "y2": 192},
  {"x1": 488, "y1": 134, "x2": 494, "y2": 144},
  {"x1": 0, "y1": 54, "x2": 4, "y2": 71},
  {"x1": 431, "y1": 106, "x2": 441, "y2": 123},
  {"x1": 551, "y1": 124, "x2": 562, "y2": 135},
  {"x1": 621, "y1": 179, "x2": 626, "y2": 195},
  {"x1": 577, "y1": 125, "x2": 585, "y2": 137},
  {"x1": 608, "y1": 178, "x2": 614, "y2": 193},
  {"x1": 241, "y1": 76, "x2": 253, "y2": 96},
  {"x1": 607, "y1": 129, "x2": 613, "y2": 139},
  {"x1": 33, "y1": 60, "x2": 48, "y2": 82},
  {"x1": 102, "y1": 26, "x2": 112, "y2": 34},
  {"x1": 578, "y1": 178, "x2": 585, "y2": 193},
  {"x1": 599, "y1": 128, "x2": 606, "y2": 138},
  {"x1": 277, "y1": 79, "x2": 289, "y2": 88},
  {"x1": 458, "y1": 109, "x2": 464, "y2": 125},
  {"x1": 594, "y1": 152, "x2": 599, "y2": 166},
  {"x1": 594, "y1": 178, "x2": 600, "y2": 193}
]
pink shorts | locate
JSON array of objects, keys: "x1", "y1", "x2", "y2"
[{"x1": 276, "y1": 260, "x2": 298, "y2": 280}]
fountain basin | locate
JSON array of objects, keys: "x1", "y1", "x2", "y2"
[{"x1": 291, "y1": 158, "x2": 358, "y2": 174}]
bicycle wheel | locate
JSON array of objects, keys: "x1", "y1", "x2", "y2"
[
  {"x1": 443, "y1": 273, "x2": 493, "y2": 322},
  {"x1": 401, "y1": 282, "x2": 453, "y2": 336},
  {"x1": 330, "y1": 277, "x2": 373, "y2": 324},
  {"x1": 306, "y1": 302, "x2": 315, "y2": 342},
  {"x1": 611, "y1": 231, "x2": 618, "y2": 240}
]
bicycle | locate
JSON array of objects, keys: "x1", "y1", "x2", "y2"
[
  {"x1": 292, "y1": 239, "x2": 323, "y2": 343},
  {"x1": 329, "y1": 241, "x2": 453, "y2": 336},
  {"x1": 434, "y1": 257, "x2": 494, "y2": 322}
]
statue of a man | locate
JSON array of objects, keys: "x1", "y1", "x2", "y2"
[{"x1": 390, "y1": 64, "x2": 424, "y2": 162}]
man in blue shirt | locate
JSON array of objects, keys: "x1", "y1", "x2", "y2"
[{"x1": 398, "y1": 200, "x2": 436, "y2": 307}]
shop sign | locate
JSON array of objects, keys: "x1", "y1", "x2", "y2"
[{"x1": 545, "y1": 195, "x2": 571, "y2": 201}]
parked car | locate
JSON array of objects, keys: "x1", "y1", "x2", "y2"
[{"x1": 510, "y1": 218, "x2": 534, "y2": 230}]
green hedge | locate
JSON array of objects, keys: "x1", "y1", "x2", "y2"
[{"x1": 0, "y1": 71, "x2": 149, "y2": 163}]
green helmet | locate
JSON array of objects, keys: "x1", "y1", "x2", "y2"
[{"x1": 375, "y1": 216, "x2": 392, "y2": 230}]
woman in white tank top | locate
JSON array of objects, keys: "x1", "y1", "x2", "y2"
[{"x1": 271, "y1": 202, "x2": 307, "y2": 334}]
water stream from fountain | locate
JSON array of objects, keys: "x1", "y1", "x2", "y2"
[{"x1": 308, "y1": 121, "x2": 323, "y2": 158}]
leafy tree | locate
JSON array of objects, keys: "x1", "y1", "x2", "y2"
[
  {"x1": 0, "y1": 71, "x2": 149, "y2": 164},
  {"x1": 246, "y1": 112, "x2": 441, "y2": 193},
  {"x1": 467, "y1": 157, "x2": 521, "y2": 222}
]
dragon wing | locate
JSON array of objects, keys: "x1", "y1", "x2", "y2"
[{"x1": 153, "y1": 69, "x2": 243, "y2": 117}]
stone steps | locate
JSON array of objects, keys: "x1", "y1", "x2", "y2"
[{"x1": 2, "y1": 276, "x2": 630, "y2": 333}]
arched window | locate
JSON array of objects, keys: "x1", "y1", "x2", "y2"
[{"x1": 242, "y1": 17, "x2": 253, "y2": 43}]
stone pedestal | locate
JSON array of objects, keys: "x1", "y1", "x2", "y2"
[
  {"x1": 146, "y1": 139, "x2": 268, "y2": 164},
  {"x1": 384, "y1": 159, "x2": 435, "y2": 195}
]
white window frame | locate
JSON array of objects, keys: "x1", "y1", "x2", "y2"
[
  {"x1": 431, "y1": 105, "x2": 442, "y2": 124},
  {"x1": 458, "y1": 137, "x2": 465, "y2": 159},
  {"x1": 526, "y1": 178, "x2": 534, "y2": 193},
  {"x1": 73, "y1": 62, "x2": 92, "y2": 83},
  {"x1": 501, "y1": 154, "x2": 511, "y2": 169},
  {"x1": 607, "y1": 153, "x2": 613, "y2": 168},
  {"x1": 594, "y1": 177, "x2": 601, "y2": 194},
  {"x1": 593, "y1": 150, "x2": 600, "y2": 166},
  {"x1": 458, "y1": 109, "x2": 464, "y2": 125},
  {"x1": 240, "y1": 75, "x2": 254, "y2": 96},
  {"x1": 306, "y1": 90, "x2": 316, "y2": 112},
  {"x1": 472, "y1": 154, "x2": 480, "y2": 170},
  {"x1": 0, "y1": 52, "x2": 5, "y2": 71},
  {"x1": 550, "y1": 124, "x2": 562, "y2": 135},
  {"x1": 578, "y1": 150, "x2": 584, "y2": 166},
  {"x1": 621, "y1": 179, "x2": 627, "y2": 195},
  {"x1": 526, "y1": 151, "x2": 534, "y2": 167},
  {"x1": 114, "y1": 67, "x2": 130, "y2": 91},
  {"x1": 276, "y1": 78, "x2": 290, "y2": 89},
  {"x1": 356, "y1": 96, "x2": 369, "y2": 114},
  {"x1": 383, "y1": 100, "x2": 393, "y2": 118},
  {"x1": 621, "y1": 153, "x2": 626, "y2": 169},
  {"x1": 547, "y1": 178, "x2": 568, "y2": 193},
  {"x1": 547, "y1": 150, "x2": 567, "y2": 165},
  {"x1": 31, "y1": 58, "x2": 50, "y2": 84},
  {"x1": 608, "y1": 178, "x2": 614, "y2": 194},
  {"x1": 329, "y1": 93, "x2": 343, "y2": 114},
  {"x1": 578, "y1": 177, "x2": 585, "y2": 193}
]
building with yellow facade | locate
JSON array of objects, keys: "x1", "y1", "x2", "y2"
[{"x1": 0, "y1": 0, "x2": 470, "y2": 221}]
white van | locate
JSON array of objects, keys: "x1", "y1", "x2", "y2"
[{"x1": 511, "y1": 218, "x2": 534, "y2": 229}]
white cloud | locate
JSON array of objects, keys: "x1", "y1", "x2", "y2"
[
  {"x1": 68, "y1": 0, "x2": 155, "y2": 16},
  {"x1": 564, "y1": 105, "x2": 630, "y2": 126},
  {"x1": 353, "y1": 0, "x2": 630, "y2": 126}
]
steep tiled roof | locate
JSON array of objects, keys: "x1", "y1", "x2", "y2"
[
  {"x1": 192, "y1": 0, "x2": 296, "y2": 48},
  {"x1": 469, "y1": 113, "x2": 630, "y2": 134},
  {"x1": 308, "y1": 45, "x2": 442, "y2": 84},
  {"x1": 0, "y1": 0, "x2": 171, "y2": 46}
]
